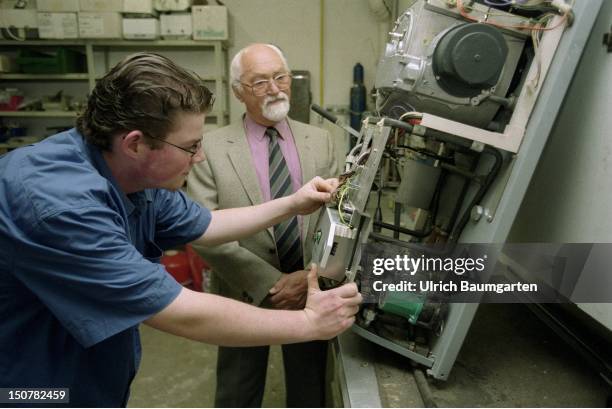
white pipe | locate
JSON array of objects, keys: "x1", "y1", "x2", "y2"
[
  {"x1": 368, "y1": 0, "x2": 390, "y2": 21},
  {"x1": 369, "y1": 0, "x2": 392, "y2": 64}
]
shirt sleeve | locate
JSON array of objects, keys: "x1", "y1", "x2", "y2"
[
  {"x1": 14, "y1": 204, "x2": 183, "y2": 348},
  {"x1": 152, "y1": 189, "x2": 212, "y2": 250}
]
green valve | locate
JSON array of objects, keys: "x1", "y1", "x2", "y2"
[
  {"x1": 379, "y1": 291, "x2": 425, "y2": 325},
  {"x1": 313, "y1": 230, "x2": 322, "y2": 245}
]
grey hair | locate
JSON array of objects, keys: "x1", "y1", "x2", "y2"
[{"x1": 230, "y1": 44, "x2": 290, "y2": 92}]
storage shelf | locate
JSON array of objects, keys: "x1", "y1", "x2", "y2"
[
  {"x1": 0, "y1": 39, "x2": 227, "y2": 48},
  {"x1": 0, "y1": 111, "x2": 79, "y2": 118},
  {"x1": 0, "y1": 73, "x2": 225, "y2": 82},
  {"x1": 0, "y1": 111, "x2": 227, "y2": 119},
  {"x1": 0, "y1": 39, "x2": 228, "y2": 126},
  {"x1": 0, "y1": 136, "x2": 44, "y2": 150},
  {"x1": 0, "y1": 73, "x2": 89, "y2": 80}
]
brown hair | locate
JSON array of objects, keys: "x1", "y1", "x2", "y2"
[{"x1": 77, "y1": 52, "x2": 214, "y2": 151}]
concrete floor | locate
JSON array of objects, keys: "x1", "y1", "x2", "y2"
[
  {"x1": 372, "y1": 303, "x2": 611, "y2": 407},
  {"x1": 127, "y1": 303, "x2": 611, "y2": 407},
  {"x1": 127, "y1": 328, "x2": 287, "y2": 407}
]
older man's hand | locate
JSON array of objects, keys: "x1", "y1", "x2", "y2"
[{"x1": 268, "y1": 269, "x2": 309, "y2": 310}]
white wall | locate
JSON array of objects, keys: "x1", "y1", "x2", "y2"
[{"x1": 223, "y1": 0, "x2": 385, "y2": 124}]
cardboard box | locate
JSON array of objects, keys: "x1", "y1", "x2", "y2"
[
  {"x1": 160, "y1": 12, "x2": 191, "y2": 39},
  {"x1": 79, "y1": 0, "x2": 122, "y2": 12},
  {"x1": 0, "y1": 0, "x2": 37, "y2": 9},
  {"x1": 1, "y1": 0, "x2": 39, "y2": 38},
  {"x1": 78, "y1": 12, "x2": 122, "y2": 38},
  {"x1": 1, "y1": 9, "x2": 38, "y2": 29},
  {"x1": 79, "y1": 0, "x2": 121, "y2": 12},
  {"x1": 37, "y1": 12, "x2": 78, "y2": 38},
  {"x1": 154, "y1": 0, "x2": 190, "y2": 12},
  {"x1": 192, "y1": 5, "x2": 227, "y2": 40},
  {"x1": 123, "y1": 0, "x2": 154, "y2": 14},
  {"x1": 0, "y1": 55, "x2": 18, "y2": 73},
  {"x1": 37, "y1": 0, "x2": 79, "y2": 12},
  {"x1": 122, "y1": 17, "x2": 159, "y2": 40}
]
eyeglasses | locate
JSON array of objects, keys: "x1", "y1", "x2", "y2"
[
  {"x1": 240, "y1": 73, "x2": 292, "y2": 97},
  {"x1": 147, "y1": 135, "x2": 202, "y2": 157}
]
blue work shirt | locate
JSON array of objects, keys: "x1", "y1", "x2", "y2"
[{"x1": 0, "y1": 129, "x2": 211, "y2": 407}]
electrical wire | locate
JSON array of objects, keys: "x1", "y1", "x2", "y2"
[
  {"x1": 456, "y1": 0, "x2": 570, "y2": 31},
  {"x1": 399, "y1": 111, "x2": 423, "y2": 121},
  {"x1": 484, "y1": 0, "x2": 514, "y2": 7},
  {"x1": 526, "y1": 11, "x2": 559, "y2": 90},
  {"x1": 336, "y1": 171, "x2": 356, "y2": 226},
  {"x1": 398, "y1": 145, "x2": 454, "y2": 163}
]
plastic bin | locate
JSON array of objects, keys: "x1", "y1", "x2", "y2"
[
  {"x1": 0, "y1": 95, "x2": 24, "y2": 111},
  {"x1": 161, "y1": 244, "x2": 209, "y2": 292},
  {"x1": 16, "y1": 48, "x2": 86, "y2": 74}
]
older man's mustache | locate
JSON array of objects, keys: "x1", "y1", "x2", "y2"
[{"x1": 263, "y1": 93, "x2": 289, "y2": 106}]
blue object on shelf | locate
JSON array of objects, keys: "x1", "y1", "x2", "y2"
[{"x1": 350, "y1": 62, "x2": 366, "y2": 132}]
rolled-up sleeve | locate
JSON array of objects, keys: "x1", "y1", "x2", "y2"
[{"x1": 153, "y1": 189, "x2": 211, "y2": 250}]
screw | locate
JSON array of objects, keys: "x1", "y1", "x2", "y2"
[{"x1": 471, "y1": 205, "x2": 483, "y2": 222}]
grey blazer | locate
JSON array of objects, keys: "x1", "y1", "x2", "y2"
[{"x1": 186, "y1": 117, "x2": 339, "y2": 305}]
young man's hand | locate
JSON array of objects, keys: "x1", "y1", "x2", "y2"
[
  {"x1": 301, "y1": 264, "x2": 362, "y2": 340},
  {"x1": 290, "y1": 177, "x2": 339, "y2": 215}
]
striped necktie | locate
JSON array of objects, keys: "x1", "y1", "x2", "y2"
[{"x1": 267, "y1": 127, "x2": 303, "y2": 273}]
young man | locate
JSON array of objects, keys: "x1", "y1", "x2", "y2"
[
  {"x1": 0, "y1": 53, "x2": 360, "y2": 407},
  {"x1": 187, "y1": 44, "x2": 339, "y2": 407}
]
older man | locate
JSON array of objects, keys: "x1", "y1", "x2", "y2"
[{"x1": 187, "y1": 44, "x2": 339, "y2": 407}]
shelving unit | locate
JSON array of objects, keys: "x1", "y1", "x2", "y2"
[
  {"x1": 0, "y1": 73, "x2": 90, "y2": 80},
  {"x1": 0, "y1": 39, "x2": 228, "y2": 128},
  {"x1": 0, "y1": 136, "x2": 44, "y2": 154},
  {"x1": 0, "y1": 111, "x2": 78, "y2": 118}
]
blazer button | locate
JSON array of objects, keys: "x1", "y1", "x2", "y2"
[
  {"x1": 242, "y1": 291, "x2": 253, "y2": 303},
  {"x1": 268, "y1": 248, "x2": 276, "y2": 254}
]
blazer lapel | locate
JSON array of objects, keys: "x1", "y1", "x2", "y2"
[
  {"x1": 226, "y1": 127, "x2": 264, "y2": 207},
  {"x1": 226, "y1": 122, "x2": 275, "y2": 242}
]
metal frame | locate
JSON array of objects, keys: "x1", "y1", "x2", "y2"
[
  {"x1": 424, "y1": 0, "x2": 604, "y2": 381},
  {"x1": 338, "y1": 0, "x2": 604, "y2": 397}
]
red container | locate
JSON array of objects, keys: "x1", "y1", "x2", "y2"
[
  {"x1": 0, "y1": 95, "x2": 24, "y2": 111},
  {"x1": 161, "y1": 250, "x2": 191, "y2": 286},
  {"x1": 161, "y1": 245, "x2": 209, "y2": 292}
]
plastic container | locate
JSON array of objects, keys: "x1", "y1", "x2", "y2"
[
  {"x1": 161, "y1": 244, "x2": 209, "y2": 292},
  {"x1": 16, "y1": 48, "x2": 85, "y2": 74},
  {"x1": 0, "y1": 95, "x2": 24, "y2": 111}
]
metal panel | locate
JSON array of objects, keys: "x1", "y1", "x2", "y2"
[
  {"x1": 425, "y1": 0, "x2": 604, "y2": 381},
  {"x1": 334, "y1": 332, "x2": 383, "y2": 408}
]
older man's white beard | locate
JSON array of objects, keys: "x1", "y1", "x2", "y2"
[{"x1": 261, "y1": 93, "x2": 290, "y2": 123}]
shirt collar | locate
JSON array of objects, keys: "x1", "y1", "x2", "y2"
[{"x1": 244, "y1": 113, "x2": 291, "y2": 141}]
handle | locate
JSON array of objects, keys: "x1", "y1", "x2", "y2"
[{"x1": 311, "y1": 104, "x2": 338, "y2": 124}]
